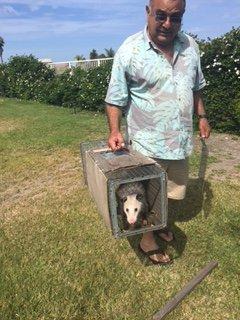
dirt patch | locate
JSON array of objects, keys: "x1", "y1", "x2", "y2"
[
  {"x1": 0, "y1": 150, "x2": 84, "y2": 221},
  {"x1": 0, "y1": 119, "x2": 23, "y2": 133},
  {"x1": 194, "y1": 133, "x2": 240, "y2": 181}
]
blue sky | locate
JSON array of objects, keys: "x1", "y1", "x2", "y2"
[{"x1": 1, "y1": 0, "x2": 240, "y2": 62}]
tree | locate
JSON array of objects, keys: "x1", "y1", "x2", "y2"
[
  {"x1": 98, "y1": 53, "x2": 106, "y2": 59},
  {"x1": 74, "y1": 54, "x2": 85, "y2": 61},
  {"x1": 89, "y1": 48, "x2": 115, "y2": 60},
  {"x1": 89, "y1": 49, "x2": 98, "y2": 60},
  {"x1": 0, "y1": 36, "x2": 4, "y2": 63},
  {"x1": 105, "y1": 47, "x2": 115, "y2": 57}
]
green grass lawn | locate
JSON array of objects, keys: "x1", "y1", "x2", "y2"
[{"x1": 0, "y1": 98, "x2": 239, "y2": 320}]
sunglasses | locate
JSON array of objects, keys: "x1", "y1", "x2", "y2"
[{"x1": 153, "y1": 11, "x2": 183, "y2": 24}]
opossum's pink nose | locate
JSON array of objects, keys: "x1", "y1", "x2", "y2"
[{"x1": 128, "y1": 219, "x2": 136, "y2": 224}]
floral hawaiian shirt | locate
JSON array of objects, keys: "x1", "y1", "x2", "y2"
[{"x1": 105, "y1": 27, "x2": 206, "y2": 160}]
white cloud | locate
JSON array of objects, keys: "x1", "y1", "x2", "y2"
[
  {"x1": 0, "y1": 0, "x2": 144, "y2": 41},
  {"x1": 1, "y1": 16, "x2": 137, "y2": 40},
  {"x1": 0, "y1": 5, "x2": 20, "y2": 16},
  {"x1": 2, "y1": 0, "x2": 133, "y2": 10}
]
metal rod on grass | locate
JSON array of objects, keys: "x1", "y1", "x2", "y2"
[
  {"x1": 198, "y1": 137, "x2": 209, "y2": 181},
  {"x1": 153, "y1": 261, "x2": 218, "y2": 320},
  {"x1": 198, "y1": 138, "x2": 209, "y2": 217}
]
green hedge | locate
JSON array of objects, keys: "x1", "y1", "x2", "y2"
[
  {"x1": 0, "y1": 55, "x2": 112, "y2": 113},
  {"x1": 199, "y1": 27, "x2": 240, "y2": 133},
  {"x1": 0, "y1": 28, "x2": 239, "y2": 134},
  {"x1": 0, "y1": 55, "x2": 55, "y2": 101},
  {"x1": 43, "y1": 62, "x2": 111, "y2": 112}
]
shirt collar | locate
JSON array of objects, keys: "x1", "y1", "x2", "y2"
[{"x1": 143, "y1": 25, "x2": 185, "y2": 53}]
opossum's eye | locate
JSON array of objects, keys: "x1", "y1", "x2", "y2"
[
  {"x1": 134, "y1": 208, "x2": 138, "y2": 212},
  {"x1": 126, "y1": 208, "x2": 129, "y2": 212}
]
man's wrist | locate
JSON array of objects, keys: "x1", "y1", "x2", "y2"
[
  {"x1": 197, "y1": 114, "x2": 208, "y2": 120},
  {"x1": 110, "y1": 129, "x2": 121, "y2": 135}
]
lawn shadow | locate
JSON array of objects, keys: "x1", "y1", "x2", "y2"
[
  {"x1": 166, "y1": 139, "x2": 214, "y2": 257},
  {"x1": 166, "y1": 177, "x2": 213, "y2": 258},
  {"x1": 169, "y1": 177, "x2": 213, "y2": 223},
  {"x1": 127, "y1": 177, "x2": 213, "y2": 266},
  {"x1": 126, "y1": 140, "x2": 214, "y2": 265}
]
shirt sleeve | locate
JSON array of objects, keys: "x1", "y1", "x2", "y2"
[
  {"x1": 192, "y1": 44, "x2": 206, "y2": 92},
  {"x1": 105, "y1": 50, "x2": 129, "y2": 107}
]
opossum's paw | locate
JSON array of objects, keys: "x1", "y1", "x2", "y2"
[{"x1": 142, "y1": 219, "x2": 148, "y2": 226}]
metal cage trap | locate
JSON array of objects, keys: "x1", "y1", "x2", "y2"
[{"x1": 80, "y1": 140, "x2": 168, "y2": 238}]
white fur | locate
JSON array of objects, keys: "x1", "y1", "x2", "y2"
[{"x1": 123, "y1": 194, "x2": 142, "y2": 225}]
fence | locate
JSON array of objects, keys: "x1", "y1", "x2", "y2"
[{"x1": 47, "y1": 57, "x2": 114, "y2": 74}]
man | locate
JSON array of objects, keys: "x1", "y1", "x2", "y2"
[{"x1": 105, "y1": 0, "x2": 211, "y2": 264}]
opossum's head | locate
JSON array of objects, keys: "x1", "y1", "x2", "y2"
[{"x1": 123, "y1": 194, "x2": 143, "y2": 225}]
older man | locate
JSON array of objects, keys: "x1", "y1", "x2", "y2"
[{"x1": 105, "y1": 0, "x2": 210, "y2": 264}]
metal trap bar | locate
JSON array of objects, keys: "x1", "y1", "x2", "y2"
[{"x1": 107, "y1": 165, "x2": 168, "y2": 238}]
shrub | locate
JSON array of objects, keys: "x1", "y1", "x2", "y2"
[
  {"x1": 76, "y1": 61, "x2": 112, "y2": 111},
  {"x1": 61, "y1": 67, "x2": 87, "y2": 110},
  {"x1": 0, "y1": 63, "x2": 7, "y2": 95},
  {"x1": 3, "y1": 55, "x2": 55, "y2": 101},
  {"x1": 45, "y1": 68, "x2": 86, "y2": 108},
  {"x1": 199, "y1": 27, "x2": 240, "y2": 133},
  {"x1": 42, "y1": 62, "x2": 112, "y2": 112}
]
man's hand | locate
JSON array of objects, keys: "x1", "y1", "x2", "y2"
[
  {"x1": 108, "y1": 131, "x2": 125, "y2": 152},
  {"x1": 199, "y1": 118, "x2": 211, "y2": 139},
  {"x1": 106, "y1": 104, "x2": 124, "y2": 151}
]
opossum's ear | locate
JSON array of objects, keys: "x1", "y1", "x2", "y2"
[
  {"x1": 136, "y1": 194, "x2": 143, "y2": 201},
  {"x1": 123, "y1": 197, "x2": 127, "y2": 202}
]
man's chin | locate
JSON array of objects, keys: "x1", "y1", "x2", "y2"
[{"x1": 155, "y1": 34, "x2": 173, "y2": 47}]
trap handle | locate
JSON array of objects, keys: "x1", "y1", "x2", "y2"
[{"x1": 92, "y1": 147, "x2": 112, "y2": 153}]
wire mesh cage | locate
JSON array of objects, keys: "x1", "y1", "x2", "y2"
[{"x1": 80, "y1": 140, "x2": 168, "y2": 238}]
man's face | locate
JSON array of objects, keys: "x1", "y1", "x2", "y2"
[{"x1": 146, "y1": 0, "x2": 185, "y2": 47}]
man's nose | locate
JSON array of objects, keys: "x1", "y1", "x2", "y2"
[{"x1": 162, "y1": 17, "x2": 172, "y2": 29}]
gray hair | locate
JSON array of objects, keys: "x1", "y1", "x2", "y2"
[{"x1": 149, "y1": 0, "x2": 186, "y2": 9}]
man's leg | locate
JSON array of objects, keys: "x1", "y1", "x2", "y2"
[
  {"x1": 140, "y1": 231, "x2": 171, "y2": 263},
  {"x1": 139, "y1": 158, "x2": 188, "y2": 262},
  {"x1": 156, "y1": 158, "x2": 189, "y2": 242}
]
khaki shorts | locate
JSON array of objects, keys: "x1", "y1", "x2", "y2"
[
  {"x1": 147, "y1": 158, "x2": 189, "y2": 208},
  {"x1": 146, "y1": 158, "x2": 188, "y2": 221},
  {"x1": 155, "y1": 158, "x2": 189, "y2": 200}
]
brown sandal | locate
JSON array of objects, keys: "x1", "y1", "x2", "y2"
[{"x1": 138, "y1": 245, "x2": 173, "y2": 265}]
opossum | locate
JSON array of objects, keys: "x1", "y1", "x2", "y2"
[{"x1": 116, "y1": 181, "x2": 148, "y2": 229}]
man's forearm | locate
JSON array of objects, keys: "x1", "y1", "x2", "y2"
[
  {"x1": 193, "y1": 90, "x2": 211, "y2": 138},
  {"x1": 106, "y1": 104, "x2": 122, "y2": 133},
  {"x1": 106, "y1": 104, "x2": 125, "y2": 150},
  {"x1": 193, "y1": 90, "x2": 207, "y2": 117}
]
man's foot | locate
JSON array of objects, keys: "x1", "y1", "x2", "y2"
[
  {"x1": 139, "y1": 244, "x2": 172, "y2": 265},
  {"x1": 156, "y1": 228, "x2": 174, "y2": 242},
  {"x1": 140, "y1": 232, "x2": 172, "y2": 265}
]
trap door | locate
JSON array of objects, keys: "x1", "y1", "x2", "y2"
[{"x1": 106, "y1": 163, "x2": 168, "y2": 239}]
